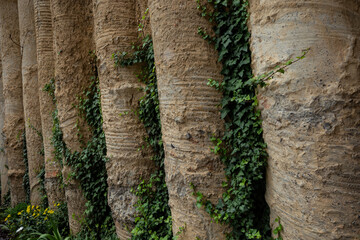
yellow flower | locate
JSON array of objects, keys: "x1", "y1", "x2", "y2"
[
  {"x1": 57, "y1": 203, "x2": 60, "y2": 207},
  {"x1": 44, "y1": 217, "x2": 48, "y2": 220},
  {"x1": 17, "y1": 212, "x2": 22, "y2": 215},
  {"x1": 48, "y1": 210, "x2": 54, "y2": 214},
  {"x1": 26, "y1": 205, "x2": 31, "y2": 213}
]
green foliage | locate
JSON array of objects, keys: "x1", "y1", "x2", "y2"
[
  {"x1": 44, "y1": 54, "x2": 115, "y2": 239},
  {"x1": 272, "y1": 217, "x2": 283, "y2": 240},
  {"x1": 113, "y1": 10, "x2": 172, "y2": 240},
  {"x1": 36, "y1": 225, "x2": 71, "y2": 240},
  {"x1": 3, "y1": 191, "x2": 11, "y2": 207},
  {"x1": 37, "y1": 166, "x2": 48, "y2": 208},
  {"x1": 66, "y1": 53, "x2": 114, "y2": 237},
  {"x1": 69, "y1": 230, "x2": 118, "y2": 240},
  {"x1": 173, "y1": 224, "x2": 186, "y2": 240},
  {"x1": 1, "y1": 202, "x2": 69, "y2": 240},
  {"x1": 193, "y1": 1, "x2": 307, "y2": 239},
  {"x1": 22, "y1": 132, "x2": 30, "y2": 203},
  {"x1": 43, "y1": 78, "x2": 64, "y2": 169},
  {"x1": 130, "y1": 171, "x2": 172, "y2": 240}
]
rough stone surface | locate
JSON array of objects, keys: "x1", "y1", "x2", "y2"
[
  {"x1": 33, "y1": 0, "x2": 65, "y2": 208},
  {"x1": 94, "y1": 0, "x2": 154, "y2": 238},
  {"x1": 51, "y1": 0, "x2": 94, "y2": 234},
  {"x1": 0, "y1": 0, "x2": 26, "y2": 207},
  {"x1": 249, "y1": 1, "x2": 360, "y2": 239},
  {"x1": 18, "y1": 0, "x2": 44, "y2": 206},
  {"x1": 149, "y1": 1, "x2": 227, "y2": 238},
  {"x1": 0, "y1": 55, "x2": 9, "y2": 203}
]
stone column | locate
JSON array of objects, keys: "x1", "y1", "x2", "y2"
[
  {"x1": 0, "y1": 0, "x2": 26, "y2": 206},
  {"x1": 249, "y1": 1, "x2": 360, "y2": 238}
]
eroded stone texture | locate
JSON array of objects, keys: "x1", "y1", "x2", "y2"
[
  {"x1": 0, "y1": 54, "x2": 9, "y2": 203},
  {"x1": 93, "y1": 0, "x2": 154, "y2": 238},
  {"x1": 0, "y1": 0, "x2": 26, "y2": 206},
  {"x1": 149, "y1": 1, "x2": 227, "y2": 238},
  {"x1": 51, "y1": 0, "x2": 94, "y2": 234},
  {"x1": 249, "y1": 1, "x2": 360, "y2": 239},
  {"x1": 18, "y1": 0, "x2": 44, "y2": 206},
  {"x1": 34, "y1": 0, "x2": 65, "y2": 208}
]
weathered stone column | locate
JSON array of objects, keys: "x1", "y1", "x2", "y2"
[
  {"x1": 93, "y1": 0, "x2": 154, "y2": 237},
  {"x1": 149, "y1": 1, "x2": 227, "y2": 239},
  {"x1": 0, "y1": 55, "x2": 9, "y2": 203},
  {"x1": 50, "y1": 0, "x2": 95, "y2": 234},
  {"x1": 18, "y1": 0, "x2": 44, "y2": 206},
  {"x1": 34, "y1": 0, "x2": 65, "y2": 208},
  {"x1": 0, "y1": 0, "x2": 26, "y2": 206},
  {"x1": 249, "y1": 1, "x2": 360, "y2": 239}
]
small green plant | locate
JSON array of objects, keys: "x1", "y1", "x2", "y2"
[
  {"x1": 36, "y1": 227, "x2": 71, "y2": 240},
  {"x1": 173, "y1": 224, "x2": 186, "y2": 240},
  {"x1": 272, "y1": 217, "x2": 283, "y2": 240}
]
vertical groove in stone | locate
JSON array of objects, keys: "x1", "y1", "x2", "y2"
[
  {"x1": 249, "y1": 1, "x2": 360, "y2": 239},
  {"x1": 51, "y1": 0, "x2": 94, "y2": 234},
  {"x1": 93, "y1": 0, "x2": 154, "y2": 237},
  {"x1": 149, "y1": 1, "x2": 227, "y2": 239},
  {"x1": 0, "y1": 54, "x2": 9, "y2": 203},
  {"x1": 34, "y1": 0, "x2": 65, "y2": 208},
  {"x1": 0, "y1": 0, "x2": 26, "y2": 206},
  {"x1": 18, "y1": 0, "x2": 44, "y2": 206}
]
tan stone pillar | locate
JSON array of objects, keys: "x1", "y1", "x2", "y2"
[
  {"x1": 93, "y1": 0, "x2": 154, "y2": 237},
  {"x1": 0, "y1": 54, "x2": 9, "y2": 203},
  {"x1": 50, "y1": 0, "x2": 94, "y2": 234},
  {"x1": 249, "y1": 1, "x2": 360, "y2": 238},
  {"x1": 18, "y1": 0, "x2": 44, "y2": 206},
  {"x1": 0, "y1": 0, "x2": 26, "y2": 206},
  {"x1": 149, "y1": 0, "x2": 227, "y2": 238},
  {"x1": 33, "y1": 0, "x2": 65, "y2": 208}
]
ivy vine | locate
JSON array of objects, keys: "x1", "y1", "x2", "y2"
[
  {"x1": 22, "y1": 131, "x2": 30, "y2": 203},
  {"x1": 44, "y1": 53, "x2": 115, "y2": 239},
  {"x1": 192, "y1": 0, "x2": 308, "y2": 239},
  {"x1": 113, "y1": 9, "x2": 173, "y2": 240}
]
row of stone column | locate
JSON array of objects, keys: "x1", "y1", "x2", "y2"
[
  {"x1": 0, "y1": 0, "x2": 226, "y2": 237},
  {"x1": 0, "y1": 0, "x2": 66, "y2": 207},
  {"x1": 0, "y1": 0, "x2": 359, "y2": 239}
]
